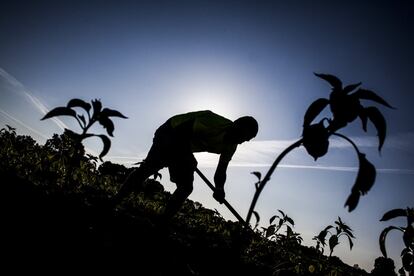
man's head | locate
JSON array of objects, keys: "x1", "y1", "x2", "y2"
[{"x1": 226, "y1": 116, "x2": 258, "y2": 144}]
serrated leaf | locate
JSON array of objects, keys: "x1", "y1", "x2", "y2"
[
  {"x1": 96, "y1": 134, "x2": 111, "y2": 161},
  {"x1": 269, "y1": 215, "x2": 277, "y2": 225},
  {"x1": 365, "y1": 107, "x2": 386, "y2": 152},
  {"x1": 251, "y1": 171, "x2": 262, "y2": 181},
  {"x1": 380, "y1": 208, "x2": 407, "y2": 221},
  {"x1": 67, "y1": 98, "x2": 91, "y2": 112},
  {"x1": 314, "y1": 73, "x2": 342, "y2": 90},
  {"x1": 355, "y1": 153, "x2": 376, "y2": 195},
  {"x1": 344, "y1": 192, "x2": 360, "y2": 212},
  {"x1": 101, "y1": 108, "x2": 128, "y2": 119},
  {"x1": 353, "y1": 89, "x2": 394, "y2": 109},
  {"x1": 98, "y1": 116, "x2": 115, "y2": 137},
  {"x1": 343, "y1": 82, "x2": 362, "y2": 94},
  {"x1": 41, "y1": 106, "x2": 77, "y2": 120},
  {"x1": 379, "y1": 226, "x2": 404, "y2": 258},
  {"x1": 303, "y1": 98, "x2": 329, "y2": 126}
]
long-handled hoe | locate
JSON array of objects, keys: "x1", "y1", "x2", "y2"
[{"x1": 195, "y1": 168, "x2": 249, "y2": 228}]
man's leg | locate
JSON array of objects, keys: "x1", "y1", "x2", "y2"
[
  {"x1": 112, "y1": 162, "x2": 159, "y2": 205},
  {"x1": 162, "y1": 180, "x2": 193, "y2": 220},
  {"x1": 161, "y1": 154, "x2": 196, "y2": 220}
]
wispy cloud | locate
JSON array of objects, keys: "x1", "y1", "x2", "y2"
[
  {"x1": 0, "y1": 67, "x2": 101, "y2": 157},
  {"x1": 0, "y1": 108, "x2": 49, "y2": 140},
  {"x1": 0, "y1": 67, "x2": 67, "y2": 130}
]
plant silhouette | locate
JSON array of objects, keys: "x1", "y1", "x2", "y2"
[
  {"x1": 379, "y1": 207, "x2": 414, "y2": 275},
  {"x1": 2, "y1": 123, "x2": 370, "y2": 275},
  {"x1": 41, "y1": 98, "x2": 127, "y2": 160},
  {"x1": 371, "y1": 257, "x2": 398, "y2": 276},
  {"x1": 314, "y1": 217, "x2": 355, "y2": 257},
  {"x1": 245, "y1": 73, "x2": 394, "y2": 225}
]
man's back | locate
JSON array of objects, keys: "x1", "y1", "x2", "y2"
[{"x1": 169, "y1": 110, "x2": 237, "y2": 160}]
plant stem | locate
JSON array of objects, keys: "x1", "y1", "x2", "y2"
[
  {"x1": 331, "y1": 133, "x2": 361, "y2": 156},
  {"x1": 245, "y1": 138, "x2": 303, "y2": 225}
]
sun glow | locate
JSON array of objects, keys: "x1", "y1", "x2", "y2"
[{"x1": 177, "y1": 78, "x2": 245, "y2": 120}]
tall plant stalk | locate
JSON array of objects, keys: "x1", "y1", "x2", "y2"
[
  {"x1": 245, "y1": 139, "x2": 302, "y2": 225},
  {"x1": 245, "y1": 73, "x2": 393, "y2": 227}
]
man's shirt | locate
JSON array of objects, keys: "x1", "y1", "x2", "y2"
[{"x1": 169, "y1": 110, "x2": 237, "y2": 162}]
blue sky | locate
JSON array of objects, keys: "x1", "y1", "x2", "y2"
[{"x1": 1, "y1": 0, "x2": 413, "y2": 271}]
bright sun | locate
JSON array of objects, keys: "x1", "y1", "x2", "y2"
[{"x1": 178, "y1": 81, "x2": 243, "y2": 120}]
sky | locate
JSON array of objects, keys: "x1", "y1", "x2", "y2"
[{"x1": 1, "y1": 0, "x2": 413, "y2": 272}]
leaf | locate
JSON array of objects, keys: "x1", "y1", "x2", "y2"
[
  {"x1": 403, "y1": 225, "x2": 414, "y2": 250},
  {"x1": 101, "y1": 108, "x2": 128, "y2": 119},
  {"x1": 358, "y1": 108, "x2": 368, "y2": 132},
  {"x1": 345, "y1": 153, "x2": 376, "y2": 211},
  {"x1": 278, "y1": 218, "x2": 284, "y2": 229},
  {"x1": 253, "y1": 211, "x2": 260, "y2": 229},
  {"x1": 365, "y1": 106, "x2": 387, "y2": 152},
  {"x1": 344, "y1": 192, "x2": 360, "y2": 212},
  {"x1": 344, "y1": 228, "x2": 355, "y2": 239},
  {"x1": 353, "y1": 89, "x2": 394, "y2": 109},
  {"x1": 379, "y1": 226, "x2": 404, "y2": 258},
  {"x1": 303, "y1": 98, "x2": 329, "y2": 126},
  {"x1": 251, "y1": 171, "x2": 262, "y2": 181},
  {"x1": 345, "y1": 234, "x2": 354, "y2": 250},
  {"x1": 355, "y1": 153, "x2": 377, "y2": 195},
  {"x1": 314, "y1": 73, "x2": 342, "y2": 90},
  {"x1": 329, "y1": 235, "x2": 339, "y2": 252},
  {"x1": 343, "y1": 82, "x2": 362, "y2": 94},
  {"x1": 266, "y1": 224, "x2": 276, "y2": 238},
  {"x1": 278, "y1": 209, "x2": 286, "y2": 217},
  {"x1": 402, "y1": 251, "x2": 413, "y2": 272},
  {"x1": 318, "y1": 226, "x2": 333, "y2": 245},
  {"x1": 41, "y1": 107, "x2": 76, "y2": 120},
  {"x1": 269, "y1": 215, "x2": 277, "y2": 225},
  {"x1": 92, "y1": 99, "x2": 102, "y2": 118},
  {"x1": 286, "y1": 216, "x2": 295, "y2": 227},
  {"x1": 153, "y1": 172, "x2": 162, "y2": 180},
  {"x1": 302, "y1": 121, "x2": 330, "y2": 160},
  {"x1": 96, "y1": 134, "x2": 111, "y2": 161},
  {"x1": 6, "y1": 124, "x2": 16, "y2": 131},
  {"x1": 380, "y1": 208, "x2": 407, "y2": 221},
  {"x1": 78, "y1": 114, "x2": 86, "y2": 127},
  {"x1": 98, "y1": 117, "x2": 115, "y2": 137},
  {"x1": 67, "y1": 98, "x2": 91, "y2": 112}
]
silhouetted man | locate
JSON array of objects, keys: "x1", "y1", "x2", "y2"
[{"x1": 115, "y1": 110, "x2": 258, "y2": 220}]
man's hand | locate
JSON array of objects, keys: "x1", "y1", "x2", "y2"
[{"x1": 213, "y1": 187, "x2": 225, "y2": 204}]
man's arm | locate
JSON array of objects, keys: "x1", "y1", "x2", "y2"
[{"x1": 213, "y1": 155, "x2": 230, "y2": 203}]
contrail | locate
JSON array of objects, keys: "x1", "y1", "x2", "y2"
[
  {"x1": 0, "y1": 67, "x2": 67, "y2": 130},
  {"x1": 0, "y1": 67, "x2": 101, "y2": 157},
  {"x1": 0, "y1": 108, "x2": 49, "y2": 140}
]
